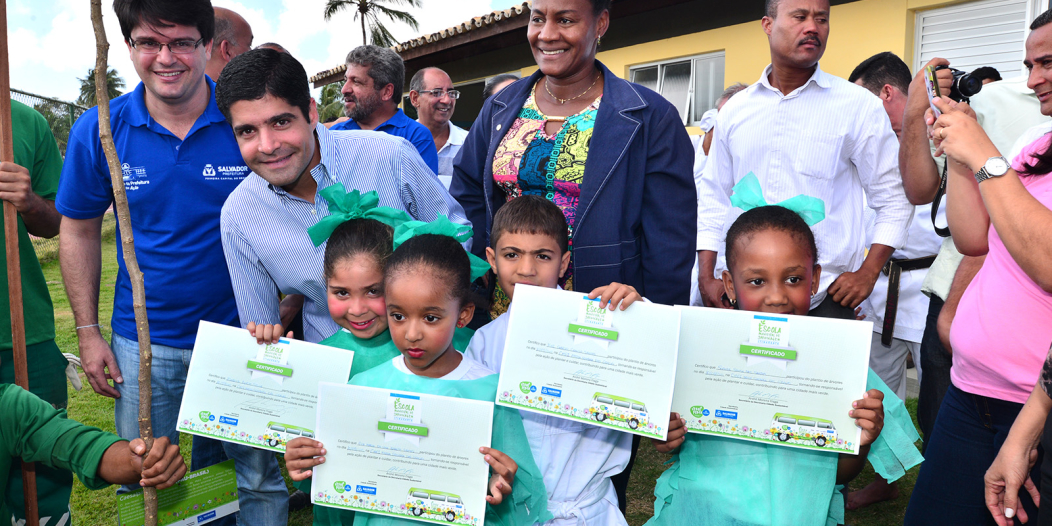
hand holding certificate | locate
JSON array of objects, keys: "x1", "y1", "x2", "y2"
[
  {"x1": 176, "y1": 321, "x2": 354, "y2": 452},
  {"x1": 671, "y1": 307, "x2": 871, "y2": 454},
  {"x1": 311, "y1": 383, "x2": 494, "y2": 525},
  {"x1": 495, "y1": 285, "x2": 680, "y2": 439}
]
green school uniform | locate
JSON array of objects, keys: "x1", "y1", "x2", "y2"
[
  {"x1": 345, "y1": 360, "x2": 551, "y2": 526},
  {"x1": 1, "y1": 384, "x2": 123, "y2": 522},
  {"x1": 302, "y1": 326, "x2": 477, "y2": 526},
  {"x1": 646, "y1": 369, "x2": 922, "y2": 526}
]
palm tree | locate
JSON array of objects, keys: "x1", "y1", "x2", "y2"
[
  {"x1": 318, "y1": 83, "x2": 346, "y2": 123},
  {"x1": 77, "y1": 67, "x2": 125, "y2": 108},
  {"x1": 323, "y1": 0, "x2": 422, "y2": 48}
]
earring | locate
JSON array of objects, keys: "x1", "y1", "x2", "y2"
[
  {"x1": 597, "y1": 35, "x2": 602, "y2": 47},
  {"x1": 729, "y1": 298, "x2": 737, "y2": 308},
  {"x1": 456, "y1": 321, "x2": 464, "y2": 328}
]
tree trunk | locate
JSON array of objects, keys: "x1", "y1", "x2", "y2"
[
  {"x1": 0, "y1": 1, "x2": 39, "y2": 524},
  {"x1": 90, "y1": 1, "x2": 157, "y2": 525}
]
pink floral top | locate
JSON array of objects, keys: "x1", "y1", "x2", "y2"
[{"x1": 491, "y1": 90, "x2": 602, "y2": 300}]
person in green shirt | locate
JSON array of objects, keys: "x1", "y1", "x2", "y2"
[
  {"x1": 0, "y1": 99, "x2": 72, "y2": 524},
  {"x1": 0, "y1": 380, "x2": 187, "y2": 523}
]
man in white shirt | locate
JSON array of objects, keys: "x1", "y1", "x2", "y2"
[
  {"x1": 410, "y1": 67, "x2": 468, "y2": 189},
  {"x1": 696, "y1": 0, "x2": 913, "y2": 319},
  {"x1": 690, "y1": 83, "x2": 747, "y2": 306}
]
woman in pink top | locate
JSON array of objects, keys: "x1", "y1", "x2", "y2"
[{"x1": 902, "y1": 27, "x2": 1052, "y2": 523}]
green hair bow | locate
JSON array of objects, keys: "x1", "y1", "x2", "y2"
[
  {"x1": 392, "y1": 215, "x2": 491, "y2": 281},
  {"x1": 729, "y1": 172, "x2": 826, "y2": 226},
  {"x1": 307, "y1": 184, "x2": 412, "y2": 246}
]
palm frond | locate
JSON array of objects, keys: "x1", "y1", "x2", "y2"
[
  {"x1": 367, "y1": 17, "x2": 399, "y2": 48},
  {"x1": 372, "y1": 0, "x2": 423, "y2": 9},
  {"x1": 370, "y1": 4, "x2": 420, "y2": 32},
  {"x1": 323, "y1": 0, "x2": 360, "y2": 21}
]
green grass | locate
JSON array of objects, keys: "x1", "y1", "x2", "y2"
[{"x1": 50, "y1": 229, "x2": 919, "y2": 525}]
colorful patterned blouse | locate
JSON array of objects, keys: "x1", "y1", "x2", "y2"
[{"x1": 489, "y1": 89, "x2": 602, "y2": 317}]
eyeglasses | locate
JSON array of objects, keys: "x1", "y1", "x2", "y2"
[
  {"x1": 418, "y1": 88, "x2": 460, "y2": 100},
  {"x1": 130, "y1": 38, "x2": 205, "y2": 54}
]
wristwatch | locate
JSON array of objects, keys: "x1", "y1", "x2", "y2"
[{"x1": 974, "y1": 156, "x2": 1010, "y2": 184}]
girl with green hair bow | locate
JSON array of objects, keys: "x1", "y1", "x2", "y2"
[
  {"x1": 286, "y1": 209, "x2": 551, "y2": 526},
  {"x1": 270, "y1": 186, "x2": 479, "y2": 526}
]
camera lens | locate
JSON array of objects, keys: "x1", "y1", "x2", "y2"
[{"x1": 957, "y1": 74, "x2": 983, "y2": 98}]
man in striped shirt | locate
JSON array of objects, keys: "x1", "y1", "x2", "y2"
[
  {"x1": 696, "y1": 0, "x2": 912, "y2": 319},
  {"x1": 215, "y1": 49, "x2": 468, "y2": 344}
]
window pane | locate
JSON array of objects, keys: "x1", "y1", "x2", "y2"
[
  {"x1": 631, "y1": 66, "x2": 658, "y2": 92},
  {"x1": 692, "y1": 54, "x2": 725, "y2": 124},
  {"x1": 660, "y1": 61, "x2": 692, "y2": 123}
]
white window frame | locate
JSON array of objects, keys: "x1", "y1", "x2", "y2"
[
  {"x1": 629, "y1": 51, "x2": 725, "y2": 126},
  {"x1": 913, "y1": 0, "x2": 1049, "y2": 78}
]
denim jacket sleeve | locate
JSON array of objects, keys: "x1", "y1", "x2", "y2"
[
  {"x1": 451, "y1": 100, "x2": 497, "y2": 258},
  {"x1": 640, "y1": 100, "x2": 697, "y2": 306}
]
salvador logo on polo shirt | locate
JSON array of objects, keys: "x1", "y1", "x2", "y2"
[
  {"x1": 202, "y1": 163, "x2": 250, "y2": 181},
  {"x1": 121, "y1": 162, "x2": 150, "y2": 190}
]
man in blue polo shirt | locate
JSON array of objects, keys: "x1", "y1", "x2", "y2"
[
  {"x1": 329, "y1": 45, "x2": 440, "y2": 174},
  {"x1": 56, "y1": 1, "x2": 287, "y2": 524}
]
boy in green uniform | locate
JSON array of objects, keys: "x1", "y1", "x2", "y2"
[
  {"x1": 0, "y1": 98, "x2": 73, "y2": 524},
  {"x1": 1, "y1": 377, "x2": 187, "y2": 522}
]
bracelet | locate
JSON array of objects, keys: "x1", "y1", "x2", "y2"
[{"x1": 75, "y1": 324, "x2": 100, "y2": 331}]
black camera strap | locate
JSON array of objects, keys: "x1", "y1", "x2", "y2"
[{"x1": 931, "y1": 161, "x2": 951, "y2": 238}]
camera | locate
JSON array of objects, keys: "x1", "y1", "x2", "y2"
[{"x1": 934, "y1": 65, "x2": 984, "y2": 102}]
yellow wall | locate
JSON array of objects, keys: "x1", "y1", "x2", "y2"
[{"x1": 560, "y1": 0, "x2": 971, "y2": 87}]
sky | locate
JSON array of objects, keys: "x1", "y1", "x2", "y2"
[{"x1": 9, "y1": 0, "x2": 526, "y2": 104}]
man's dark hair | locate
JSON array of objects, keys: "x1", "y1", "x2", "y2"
[
  {"x1": 765, "y1": 0, "x2": 829, "y2": 18},
  {"x1": 257, "y1": 42, "x2": 288, "y2": 53},
  {"x1": 725, "y1": 205, "x2": 818, "y2": 273},
  {"x1": 409, "y1": 67, "x2": 445, "y2": 94},
  {"x1": 483, "y1": 74, "x2": 519, "y2": 101},
  {"x1": 849, "y1": 51, "x2": 911, "y2": 96},
  {"x1": 970, "y1": 66, "x2": 1002, "y2": 83},
  {"x1": 346, "y1": 45, "x2": 405, "y2": 100},
  {"x1": 113, "y1": 0, "x2": 215, "y2": 44},
  {"x1": 215, "y1": 48, "x2": 312, "y2": 122},
  {"x1": 491, "y1": 195, "x2": 569, "y2": 253},
  {"x1": 1032, "y1": 8, "x2": 1052, "y2": 30}
]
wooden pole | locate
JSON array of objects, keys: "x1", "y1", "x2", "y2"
[
  {"x1": 0, "y1": 1, "x2": 39, "y2": 524},
  {"x1": 89, "y1": 1, "x2": 157, "y2": 524}
]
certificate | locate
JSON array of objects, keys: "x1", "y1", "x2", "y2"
[
  {"x1": 177, "y1": 321, "x2": 354, "y2": 452},
  {"x1": 311, "y1": 383, "x2": 493, "y2": 525},
  {"x1": 495, "y1": 285, "x2": 680, "y2": 440},
  {"x1": 672, "y1": 307, "x2": 871, "y2": 454},
  {"x1": 118, "y1": 459, "x2": 239, "y2": 526}
]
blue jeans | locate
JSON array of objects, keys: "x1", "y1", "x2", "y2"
[
  {"x1": 918, "y1": 296, "x2": 953, "y2": 451},
  {"x1": 112, "y1": 333, "x2": 289, "y2": 526},
  {"x1": 905, "y1": 383, "x2": 1042, "y2": 525}
]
